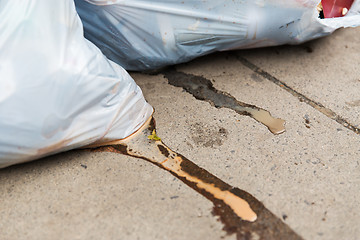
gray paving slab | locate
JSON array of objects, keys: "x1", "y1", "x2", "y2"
[
  {"x1": 0, "y1": 150, "x2": 225, "y2": 240},
  {"x1": 239, "y1": 27, "x2": 360, "y2": 129},
  {"x1": 1, "y1": 26, "x2": 359, "y2": 240},
  {"x1": 168, "y1": 51, "x2": 360, "y2": 239}
]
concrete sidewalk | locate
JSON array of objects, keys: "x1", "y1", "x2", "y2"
[{"x1": 1, "y1": 27, "x2": 359, "y2": 240}]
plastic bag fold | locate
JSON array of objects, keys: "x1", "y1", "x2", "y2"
[
  {"x1": 75, "y1": 0, "x2": 360, "y2": 71},
  {"x1": 0, "y1": 0, "x2": 153, "y2": 168}
]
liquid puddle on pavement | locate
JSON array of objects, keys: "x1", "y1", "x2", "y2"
[
  {"x1": 163, "y1": 68, "x2": 286, "y2": 135},
  {"x1": 89, "y1": 117, "x2": 302, "y2": 240}
]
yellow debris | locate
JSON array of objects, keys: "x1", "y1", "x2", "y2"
[{"x1": 148, "y1": 130, "x2": 161, "y2": 141}]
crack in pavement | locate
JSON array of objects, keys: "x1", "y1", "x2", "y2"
[
  {"x1": 236, "y1": 55, "x2": 360, "y2": 135},
  {"x1": 162, "y1": 68, "x2": 286, "y2": 135}
]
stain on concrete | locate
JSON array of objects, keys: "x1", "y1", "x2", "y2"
[
  {"x1": 304, "y1": 114, "x2": 311, "y2": 129},
  {"x1": 346, "y1": 100, "x2": 360, "y2": 107},
  {"x1": 190, "y1": 122, "x2": 228, "y2": 148},
  {"x1": 142, "y1": 82, "x2": 156, "y2": 90},
  {"x1": 89, "y1": 117, "x2": 302, "y2": 240},
  {"x1": 304, "y1": 46, "x2": 313, "y2": 53},
  {"x1": 251, "y1": 73, "x2": 264, "y2": 82},
  {"x1": 158, "y1": 144, "x2": 170, "y2": 157},
  {"x1": 236, "y1": 55, "x2": 360, "y2": 135},
  {"x1": 163, "y1": 68, "x2": 286, "y2": 135}
]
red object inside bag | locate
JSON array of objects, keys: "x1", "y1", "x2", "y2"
[{"x1": 321, "y1": 0, "x2": 354, "y2": 18}]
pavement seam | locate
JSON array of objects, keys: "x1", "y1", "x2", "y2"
[{"x1": 236, "y1": 55, "x2": 360, "y2": 135}]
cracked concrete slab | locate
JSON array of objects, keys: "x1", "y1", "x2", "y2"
[{"x1": 1, "y1": 27, "x2": 360, "y2": 240}]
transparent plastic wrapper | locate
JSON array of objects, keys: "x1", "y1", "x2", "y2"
[
  {"x1": 0, "y1": 0, "x2": 153, "y2": 168},
  {"x1": 75, "y1": 0, "x2": 360, "y2": 71}
]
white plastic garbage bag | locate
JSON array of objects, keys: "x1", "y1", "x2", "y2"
[
  {"x1": 74, "y1": 0, "x2": 360, "y2": 71},
  {"x1": 0, "y1": 0, "x2": 153, "y2": 168}
]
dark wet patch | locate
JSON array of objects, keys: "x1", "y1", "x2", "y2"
[
  {"x1": 163, "y1": 68, "x2": 285, "y2": 134},
  {"x1": 304, "y1": 46, "x2": 313, "y2": 53},
  {"x1": 158, "y1": 145, "x2": 170, "y2": 157},
  {"x1": 251, "y1": 72, "x2": 264, "y2": 82},
  {"x1": 176, "y1": 155, "x2": 302, "y2": 240},
  {"x1": 216, "y1": 188, "x2": 300, "y2": 240},
  {"x1": 91, "y1": 144, "x2": 128, "y2": 155},
  {"x1": 179, "y1": 154, "x2": 230, "y2": 191},
  {"x1": 304, "y1": 115, "x2": 311, "y2": 129},
  {"x1": 190, "y1": 122, "x2": 228, "y2": 148},
  {"x1": 236, "y1": 55, "x2": 360, "y2": 135},
  {"x1": 148, "y1": 117, "x2": 156, "y2": 131},
  {"x1": 112, "y1": 144, "x2": 128, "y2": 154}
]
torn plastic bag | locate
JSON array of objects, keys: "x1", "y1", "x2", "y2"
[
  {"x1": 74, "y1": 0, "x2": 360, "y2": 71},
  {"x1": 0, "y1": 0, "x2": 153, "y2": 168}
]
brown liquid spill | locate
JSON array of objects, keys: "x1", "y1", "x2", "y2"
[
  {"x1": 90, "y1": 117, "x2": 302, "y2": 239},
  {"x1": 247, "y1": 109, "x2": 285, "y2": 134},
  {"x1": 162, "y1": 155, "x2": 257, "y2": 222},
  {"x1": 163, "y1": 68, "x2": 285, "y2": 135}
]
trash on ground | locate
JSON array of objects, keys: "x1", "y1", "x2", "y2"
[
  {"x1": 74, "y1": 0, "x2": 360, "y2": 71},
  {"x1": 0, "y1": 0, "x2": 153, "y2": 168}
]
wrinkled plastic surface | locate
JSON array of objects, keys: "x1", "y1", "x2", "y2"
[
  {"x1": 0, "y1": 0, "x2": 153, "y2": 168},
  {"x1": 75, "y1": 0, "x2": 360, "y2": 71}
]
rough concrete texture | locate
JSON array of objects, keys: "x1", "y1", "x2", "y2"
[{"x1": 1, "y1": 27, "x2": 360, "y2": 240}]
